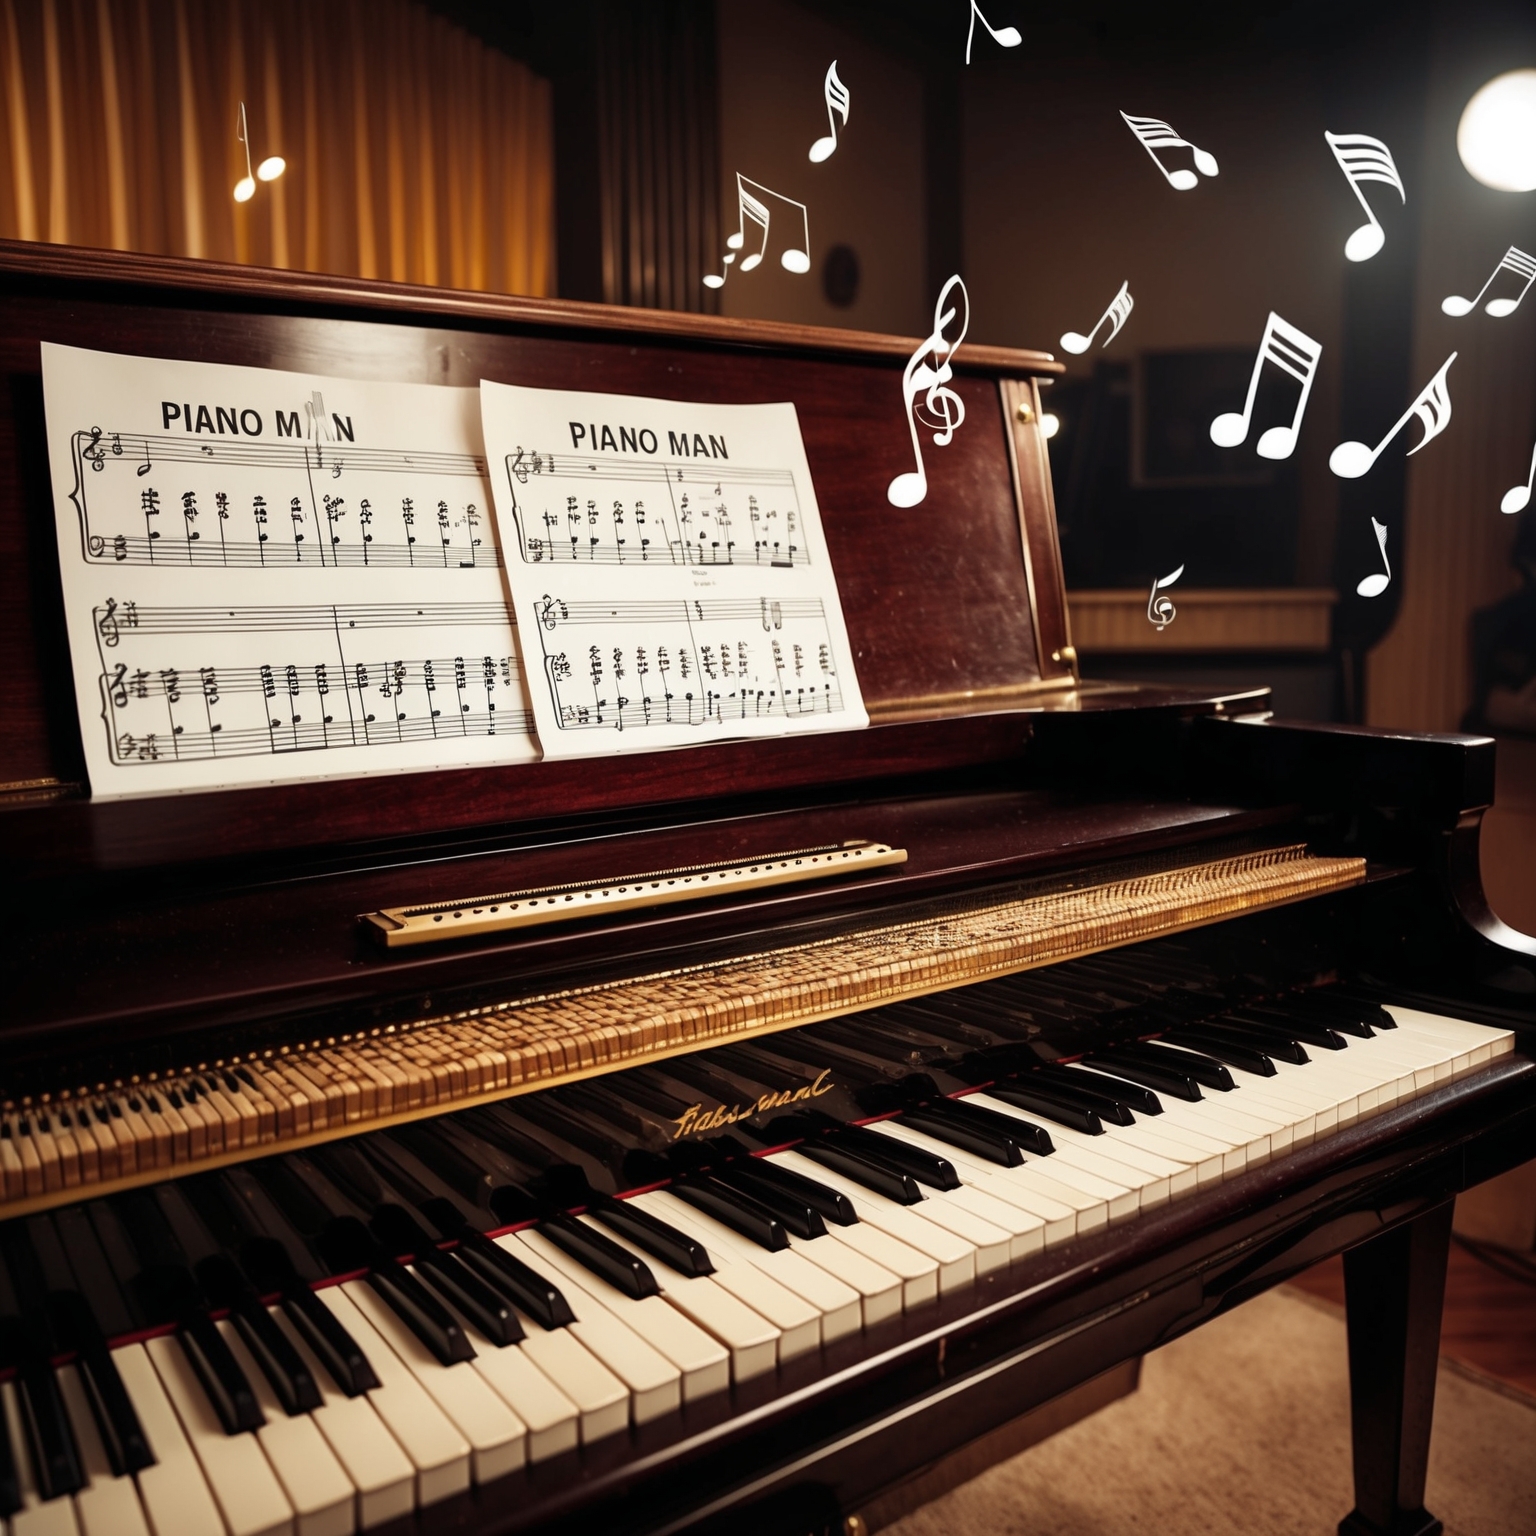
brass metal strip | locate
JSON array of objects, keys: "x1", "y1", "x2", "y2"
[
  {"x1": 0, "y1": 844, "x2": 1364, "y2": 1219},
  {"x1": 362, "y1": 839, "x2": 908, "y2": 947}
]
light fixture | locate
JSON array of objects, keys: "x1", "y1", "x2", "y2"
[
  {"x1": 234, "y1": 102, "x2": 284, "y2": 203},
  {"x1": 1041, "y1": 412, "x2": 1061, "y2": 439},
  {"x1": 1457, "y1": 69, "x2": 1536, "y2": 192}
]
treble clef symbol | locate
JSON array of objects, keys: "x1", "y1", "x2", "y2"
[
  {"x1": 98, "y1": 597, "x2": 121, "y2": 647},
  {"x1": 539, "y1": 595, "x2": 564, "y2": 631},
  {"x1": 1147, "y1": 564, "x2": 1184, "y2": 631},
  {"x1": 511, "y1": 448, "x2": 529, "y2": 484},
  {"x1": 887, "y1": 276, "x2": 970, "y2": 508},
  {"x1": 83, "y1": 426, "x2": 106, "y2": 471}
]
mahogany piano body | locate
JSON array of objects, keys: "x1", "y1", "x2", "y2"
[{"x1": 1, "y1": 242, "x2": 1533, "y2": 1536}]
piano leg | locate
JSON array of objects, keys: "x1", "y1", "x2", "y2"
[{"x1": 1339, "y1": 1200, "x2": 1454, "y2": 1536}]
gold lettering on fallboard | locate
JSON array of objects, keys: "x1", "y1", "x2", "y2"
[{"x1": 668, "y1": 1068, "x2": 836, "y2": 1140}]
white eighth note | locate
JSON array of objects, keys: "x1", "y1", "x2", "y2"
[
  {"x1": 1330, "y1": 352, "x2": 1457, "y2": 479},
  {"x1": 704, "y1": 174, "x2": 811, "y2": 288},
  {"x1": 1121, "y1": 112, "x2": 1218, "y2": 191},
  {"x1": 1501, "y1": 439, "x2": 1536, "y2": 515},
  {"x1": 1061, "y1": 282, "x2": 1133, "y2": 355},
  {"x1": 1324, "y1": 131, "x2": 1405, "y2": 262},
  {"x1": 1442, "y1": 246, "x2": 1536, "y2": 319},
  {"x1": 1357, "y1": 518, "x2": 1391, "y2": 598}
]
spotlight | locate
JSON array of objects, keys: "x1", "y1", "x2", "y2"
[
  {"x1": 1457, "y1": 69, "x2": 1536, "y2": 192},
  {"x1": 233, "y1": 176, "x2": 256, "y2": 203},
  {"x1": 1041, "y1": 412, "x2": 1061, "y2": 440},
  {"x1": 257, "y1": 156, "x2": 286, "y2": 182}
]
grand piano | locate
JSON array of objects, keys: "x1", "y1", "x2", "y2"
[{"x1": 1, "y1": 242, "x2": 1532, "y2": 1536}]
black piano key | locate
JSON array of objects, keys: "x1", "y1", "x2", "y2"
[
  {"x1": 368, "y1": 1205, "x2": 522, "y2": 1347},
  {"x1": 452, "y1": 1235, "x2": 576, "y2": 1332},
  {"x1": 195, "y1": 1251, "x2": 322, "y2": 1414},
  {"x1": 1025, "y1": 1068, "x2": 1144, "y2": 1122},
  {"x1": 1246, "y1": 999, "x2": 1373, "y2": 1038},
  {"x1": 1083, "y1": 1051, "x2": 1203, "y2": 1101},
  {"x1": 385, "y1": 1122, "x2": 506, "y2": 1214},
  {"x1": 537, "y1": 1211, "x2": 660, "y2": 1298},
  {"x1": 828, "y1": 1124, "x2": 960, "y2": 1190},
  {"x1": 53, "y1": 1206, "x2": 136, "y2": 1341},
  {"x1": 220, "y1": 1166, "x2": 326, "y2": 1284},
  {"x1": 587, "y1": 1197, "x2": 716, "y2": 1276},
  {"x1": 1274, "y1": 990, "x2": 1390, "y2": 1033},
  {"x1": 255, "y1": 1158, "x2": 476, "y2": 1367},
  {"x1": 783, "y1": 1133, "x2": 923, "y2": 1205},
  {"x1": 177, "y1": 1308, "x2": 268, "y2": 1434},
  {"x1": 1162, "y1": 1027, "x2": 1277, "y2": 1076},
  {"x1": 1194, "y1": 1018, "x2": 1311, "y2": 1065},
  {"x1": 1110, "y1": 1040, "x2": 1236, "y2": 1092},
  {"x1": 239, "y1": 1238, "x2": 380, "y2": 1397},
  {"x1": 1047, "y1": 1065, "x2": 1164, "y2": 1115},
  {"x1": 720, "y1": 1155, "x2": 858, "y2": 1226},
  {"x1": 85, "y1": 1202, "x2": 151, "y2": 1331},
  {"x1": 0, "y1": 1244, "x2": 84, "y2": 1499},
  {"x1": 670, "y1": 1177, "x2": 791, "y2": 1250},
  {"x1": 1311, "y1": 990, "x2": 1397, "y2": 1028},
  {"x1": 981, "y1": 1081, "x2": 1105, "y2": 1134},
  {"x1": 1225, "y1": 1010, "x2": 1348, "y2": 1051},
  {"x1": 710, "y1": 1166, "x2": 827, "y2": 1240},
  {"x1": 908, "y1": 1094, "x2": 1056, "y2": 1159}
]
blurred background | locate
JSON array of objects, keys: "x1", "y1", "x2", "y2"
[{"x1": 0, "y1": 0, "x2": 1532, "y2": 926}]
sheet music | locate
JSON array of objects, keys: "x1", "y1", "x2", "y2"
[
  {"x1": 479, "y1": 381, "x2": 868, "y2": 757},
  {"x1": 42, "y1": 344, "x2": 538, "y2": 799}
]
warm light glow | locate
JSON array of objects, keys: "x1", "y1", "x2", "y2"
[
  {"x1": 1457, "y1": 70, "x2": 1536, "y2": 191},
  {"x1": 257, "y1": 156, "x2": 286, "y2": 182},
  {"x1": 1041, "y1": 412, "x2": 1061, "y2": 439},
  {"x1": 233, "y1": 176, "x2": 256, "y2": 203}
]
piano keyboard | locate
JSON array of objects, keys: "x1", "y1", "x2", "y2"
[
  {"x1": 0, "y1": 982, "x2": 1513, "y2": 1535},
  {"x1": 0, "y1": 843, "x2": 1365, "y2": 1217}
]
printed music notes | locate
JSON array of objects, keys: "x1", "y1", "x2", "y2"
[
  {"x1": 1357, "y1": 518, "x2": 1391, "y2": 598},
  {"x1": 41, "y1": 344, "x2": 538, "y2": 797},
  {"x1": 1209, "y1": 312, "x2": 1322, "y2": 460},
  {"x1": 704, "y1": 174, "x2": 811, "y2": 288},
  {"x1": 809, "y1": 61, "x2": 849, "y2": 162},
  {"x1": 1147, "y1": 564, "x2": 1184, "y2": 631},
  {"x1": 1329, "y1": 352, "x2": 1457, "y2": 479},
  {"x1": 1121, "y1": 112, "x2": 1218, "y2": 191},
  {"x1": 1324, "y1": 131, "x2": 1405, "y2": 262},
  {"x1": 479, "y1": 381, "x2": 866, "y2": 757},
  {"x1": 1501, "y1": 440, "x2": 1536, "y2": 515},
  {"x1": 1442, "y1": 246, "x2": 1536, "y2": 318},
  {"x1": 887, "y1": 275, "x2": 969, "y2": 509},
  {"x1": 966, "y1": 2, "x2": 1021, "y2": 64},
  {"x1": 1060, "y1": 281, "x2": 1133, "y2": 355}
]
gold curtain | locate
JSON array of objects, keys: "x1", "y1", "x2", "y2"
[{"x1": 0, "y1": 0, "x2": 555, "y2": 295}]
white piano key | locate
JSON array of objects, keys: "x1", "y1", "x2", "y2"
[
  {"x1": 496, "y1": 1237, "x2": 680, "y2": 1424},
  {"x1": 313, "y1": 1287, "x2": 470, "y2": 1508},
  {"x1": 110, "y1": 1344, "x2": 225, "y2": 1536},
  {"x1": 267, "y1": 1309, "x2": 415, "y2": 1531},
  {"x1": 572, "y1": 1218, "x2": 779, "y2": 1382},
  {"x1": 144, "y1": 1334, "x2": 295, "y2": 1536},
  {"x1": 2, "y1": 1378, "x2": 79, "y2": 1536},
  {"x1": 862, "y1": 1126, "x2": 1046, "y2": 1258},
  {"x1": 769, "y1": 1151, "x2": 977, "y2": 1292},
  {"x1": 960, "y1": 1098, "x2": 1141, "y2": 1218},
  {"x1": 515, "y1": 1231, "x2": 730, "y2": 1402},
  {"x1": 497, "y1": 1313, "x2": 628, "y2": 1447},
  {"x1": 637, "y1": 1189, "x2": 880, "y2": 1335},
  {"x1": 340, "y1": 1281, "x2": 525, "y2": 1485},
  {"x1": 216, "y1": 1322, "x2": 354, "y2": 1536},
  {"x1": 56, "y1": 1364, "x2": 150, "y2": 1536}
]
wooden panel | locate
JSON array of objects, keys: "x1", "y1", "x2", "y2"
[
  {"x1": 1069, "y1": 589, "x2": 1337, "y2": 653},
  {"x1": 0, "y1": 243, "x2": 1068, "y2": 868}
]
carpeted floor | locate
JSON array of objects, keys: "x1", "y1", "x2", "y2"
[{"x1": 882, "y1": 1288, "x2": 1536, "y2": 1536}]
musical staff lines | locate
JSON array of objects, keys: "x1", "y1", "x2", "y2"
[
  {"x1": 532, "y1": 592, "x2": 848, "y2": 733},
  {"x1": 505, "y1": 452, "x2": 809, "y2": 569},
  {"x1": 70, "y1": 429, "x2": 496, "y2": 570},
  {"x1": 92, "y1": 597, "x2": 525, "y2": 765}
]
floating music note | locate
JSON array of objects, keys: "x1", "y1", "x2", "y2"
[
  {"x1": 1060, "y1": 281, "x2": 1133, "y2": 355},
  {"x1": 1324, "y1": 131, "x2": 1405, "y2": 262},
  {"x1": 887, "y1": 275, "x2": 969, "y2": 509},
  {"x1": 966, "y1": 1, "x2": 1021, "y2": 65},
  {"x1": 1121, "y1": 112, "x2": 1218, "y2": 191},
  {"x1": 1501, "y1": 439, "x2": 1536, "y2": 514},
  {"x1": 1441, "y1": 246, "x2": 1536, "y2": 318},
  {"x1": 1329, "y1": 352, "x2": 1457, "y2": 479},
  {"x1": 703, "y1": 175, "x2": 811, "y2": 289},
  {"x1": 1147, "y1": 564, "x2": 1184, "y2": 630},
  {"x1": 808, "y1": 61, "x2": 849, "y2": 163},
  {"x1": 1357, "y1": 518, "x2": 1391, "y2": 597},
  {"x1": 1209, "y1": 312, "x2": 1322, "y2": 460}
]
